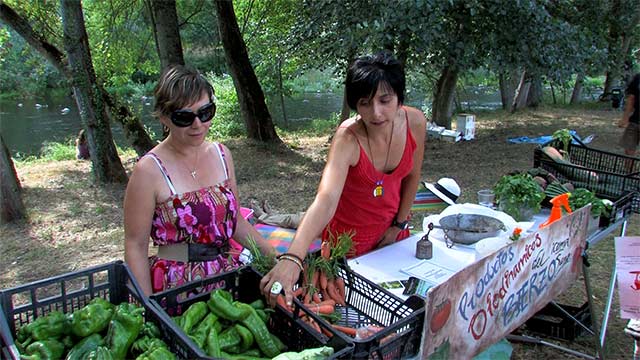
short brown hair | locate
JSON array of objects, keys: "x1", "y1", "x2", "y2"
[{"x1": 153, "y1": 65, "x2": 214, "y2": 118}]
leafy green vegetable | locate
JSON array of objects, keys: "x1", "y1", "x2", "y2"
[
  {"x1": 552, "y1": 128, "x2": 572, "y2": 157},
  {"x1": 569, "y1": 188, "x2": 611, "y2": 218},
  {"x1": 494, "y1": 173, "x2": 545, "y2": 221}
]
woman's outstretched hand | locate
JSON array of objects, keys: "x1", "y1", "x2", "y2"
[{"x1": 260, "y1": 259, "x2": 301, "y2": 307}]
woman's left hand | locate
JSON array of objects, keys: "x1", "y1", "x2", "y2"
[{"x1": 376, "y1": 227, "x2": 401, "y2": 248}]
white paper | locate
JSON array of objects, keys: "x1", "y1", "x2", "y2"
[
  {"x1": 615, "y1": 236, "x2": 640, "y2": 319},
  {"x1": 400, "y1": 260, "x2": 456, "y2": 285}
]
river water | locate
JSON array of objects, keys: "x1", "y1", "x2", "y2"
[{"x1": 0, "y1": 89, "x2": 502, "y2": 156}]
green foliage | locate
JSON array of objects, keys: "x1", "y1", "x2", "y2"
[
  {"x1": 494, "y1": 173, "x2": 545, "y2": 221},
  {"x1": 552, "y1": 129, "x2": 572, "y2": 154},
  {"x1": 206, "y1": 74, "x2": 245, "y2": 138},
  {"x1": 40, "y1": 140, "x2": 76, "y2": 161},
  {"x1": 569, "y1": 188, "x2": 611, "y2": 218}
]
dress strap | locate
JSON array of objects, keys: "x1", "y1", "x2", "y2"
[
  {"x1": 145, "y1": 152, "x2": 177, "y2": 195},
  {"x1": 214, "y1": 142, "x2": 229, "y2": 180}
]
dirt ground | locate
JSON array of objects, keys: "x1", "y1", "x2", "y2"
[{"x1": 1, "y1": 103, "x2": 638, "y2": 358}]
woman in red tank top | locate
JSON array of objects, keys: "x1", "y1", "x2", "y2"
[{"x1": 261, "y1": 51, "x2": 426, "y2": 306}]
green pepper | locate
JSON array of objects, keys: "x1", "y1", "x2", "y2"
[
  {"x1": 206, "y1": 291, "x2": 251, "y2": 321},
  {"x1": 248, "y1": 299, "x2": 265, "y2": 310},
  {"x1": 241, "y1": 348, "x2": 263, "y2": 357},
  {"x1": 64, "y1": 333, "x2": 104, "y2": 360},
  {"x1": 205, "y1": 326, "x2": 222, "y2": 358},
  {"x1": 189, "y1": 312, "x2": 218, "y2": 349},
  {"x1": 130, "y1": 336, "x2": 168, "y2": 355},
  {"x1": 234, "y1": 324, "x2": 254, "y2": 353},
  {"x1": 18, "y1": 311, "x2": 70, "y2": 343},
  {"x1": 180, "y1": 301, "x2": 208, "y2": 334},
  {"x1": 135, "y1": 347, "x2": 176, "y2": 360},
  {"x1": 71, "y1": 298, "x2": 114, "y2": 337},
  {"x1": 85, "y1": 346, "x2": 114, "y2": 360},
  {"x1": 139, "y1": 321, "x2": 161, "y2": 338},
  {"x1": 270, "y1": 333, "x2": 287, "y2": 352},
  {"x1": 105, "y1": 303, "x2": 144, "y2": 360},
  {"x1": 255, "y1": 309, "x2": 269, "y2": 323},
  {"x1": 20, "y1": 339, "x2": 65, "y2": 360},
  {"x1": 237, "y1": 304, "x2": 280, "y2": 358},
  {"x1": 219, "y1": 326, "x2": 241, "y2": 351}
]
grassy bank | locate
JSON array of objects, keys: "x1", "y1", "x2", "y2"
[{"x1": 2, "y1": 103, "x2": 637, "y2": 359}]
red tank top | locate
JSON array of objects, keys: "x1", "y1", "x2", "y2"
[{"x1": 323, "y1": 108, "x2": 416, "y2": 256}]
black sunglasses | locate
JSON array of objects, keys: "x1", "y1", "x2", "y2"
[{"x1": 170, "y1": 102, "x2": 216, "y2": 127}]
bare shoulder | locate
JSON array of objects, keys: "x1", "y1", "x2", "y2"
[{"x1": 404, "y1": 106, "x2": 427, "y2": 126}]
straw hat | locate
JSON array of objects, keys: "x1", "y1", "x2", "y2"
[{"x1": 424, "y1": 178, "x2": 461, "y2": 205}]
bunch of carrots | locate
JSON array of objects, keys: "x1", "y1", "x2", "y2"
[{"x1": 275, "y1": 231, "x2": 360, "y2": 338}]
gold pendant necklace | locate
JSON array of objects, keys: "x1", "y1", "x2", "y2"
[{"x1": 364, "y1": 117, "x2": 394, "y2": 198}]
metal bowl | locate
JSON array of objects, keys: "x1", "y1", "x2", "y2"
[{"x1": 437, "y1": 213, "x2": 506, "y2": 246}]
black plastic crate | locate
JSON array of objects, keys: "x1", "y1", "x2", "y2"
[
  {"x1": 0, "y1": 260, "x2": 198, "y2": 360},
  {"x1": 534, "y1": 138, "x2": 640, "y2": 213},
  {"x1": 296, "y1": 263, "x2": 425, "y2": 360},
  {"x1": 149, "y1": 266, "x2": 353, "y2": 359},
  {"x1": 524, "y1": 302, "x2": 592, "y2": 341}
]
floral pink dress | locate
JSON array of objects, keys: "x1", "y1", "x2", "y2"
[{"x1": 146, "y1": 143, "x2": 241, "y2": 294}]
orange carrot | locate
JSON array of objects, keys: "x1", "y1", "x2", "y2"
[
  {"x1": 321, "y1": 241, "x2": 331, "y2": 259},
  {"x1": 277, "y1": 295, "x2": 292, "y2": 313},
  {"x1": 312, "y1": 292, "x2": 322, "y2": 304},
  {"x1": 309, "y1": 318, "x2": 322, "y2": 333},
  {"x1": 332, "y1": 324, "x2": 358, "y2": 337},
  {"x1": 292, "y1": 287, "x2": 304, "y2": 298},
  {"x1": 334, "y1": 276, "x2": 346, "y2": 305},
  {"x1": 319, "y1": 271, "x2": 328, "y2": 290},
  {"x1": 325, "y1": 280, "x2": 341, "y2": 304},
  {"x1": 321, "y1": 326, "x2": 334, "y2": 338},
  {"x1": 314, "y1": 299, "x2": 336, "y2": 307}
]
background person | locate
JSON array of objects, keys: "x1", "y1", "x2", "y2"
[
  {"x1": 618, "y1": 73, "x2": 640, "y2": 157},
  {"x1": 75, "y1": 129, "x2": 90, "y2": 160},
  {"x1": 124, "y1": 65, "x2": 275, "y2": 296},
  {"x1": 260, "y1": 51, "x2": 426, "y2": 305}
]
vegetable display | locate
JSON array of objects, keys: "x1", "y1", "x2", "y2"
[
  {"x1": 13, "y1": 301, "x2": 174, "y2": 360},
  {"x1": 168, "y1": 288, "x2": 334, "y2": 359}
]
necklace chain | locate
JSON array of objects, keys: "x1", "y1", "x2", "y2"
[{"x1": 364, "y1": 117, "x2": 394, "y2": 175}]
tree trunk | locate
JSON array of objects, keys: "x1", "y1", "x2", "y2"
[
  {"x1": 0, "y1": 135, "x2": 26, "y2": 224},
  {"x1": 432, "y1": 65, "x2": 459, "y2": 128},
  {"x1": 526, "y1": 75, "x2": 543, "y2": 108},
  {"x1": 61, "y1": 0, "x2": 127, "y2": 183},
  {"x1": 510, "y1": 69, "x2": 527, "y2": 113},
  {"x1": 550, "y1": 82, "x2": 557, "y2": 104},
  {"x1": 499, "y1": 69, "x2": 520, "y2": 110},
  {"x1": 0, "y1": 2, "x2": 154, "y2": 157},
  {"x1": 214, "y1": 0, "x2": 280, "y2": 142},
  {"x1": 277, "y1": 57, "x2": 287, "y2": 128},
  {"x1": 570, "y1": 73, "x2": 584, "y2": 104},
  {"x1": 148, "y1": 0, "x2": 185, "y2": 71}
]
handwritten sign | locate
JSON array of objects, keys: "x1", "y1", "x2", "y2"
[{"x1": 421, "y1": 207, "x2": 589, "y2": 359}]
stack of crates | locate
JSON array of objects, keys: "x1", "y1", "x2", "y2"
[
  {"x1": 534, "y1": 137, "x2": 638, "y2": 220},
  {"x1": 0, "y1": 261, "x2": 199, "y2": 359}
]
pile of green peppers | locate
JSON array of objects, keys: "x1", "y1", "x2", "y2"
[
  {"x1": 14, "y1": 298, "x2": 175, "y2": 360},
  {"x1": 171, "y1": 289, "x2": 288, "y2": 359}
]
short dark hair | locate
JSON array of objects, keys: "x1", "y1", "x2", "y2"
[
  {"x1": 153, "y1": 65, "x2": 214, "y2": 118},
  {"x1": 345, "y1": 51, "x2": 405, "y2": 111}
]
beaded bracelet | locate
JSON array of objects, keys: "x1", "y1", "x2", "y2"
[
  {"x1": 276, "y1": 254, "x2": 304, "y2": 272},
  {"x1": 277, "y1": 252, "x2": 304, "y2": 264}
]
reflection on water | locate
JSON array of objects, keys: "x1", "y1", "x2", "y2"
[
  {"x1": 1, "y1": 87, "x2": 506, "y2": 156},
  {"x1": 0, "y1": 95, "x2": 160, "y2": 156}
]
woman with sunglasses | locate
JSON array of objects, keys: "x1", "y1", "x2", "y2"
[
  {"x1": 260, "y1": 51, "x2": 426, "y2": 306},
  {"x1": 124, "y1": 65, "x2": 276, "y2": 296}
]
